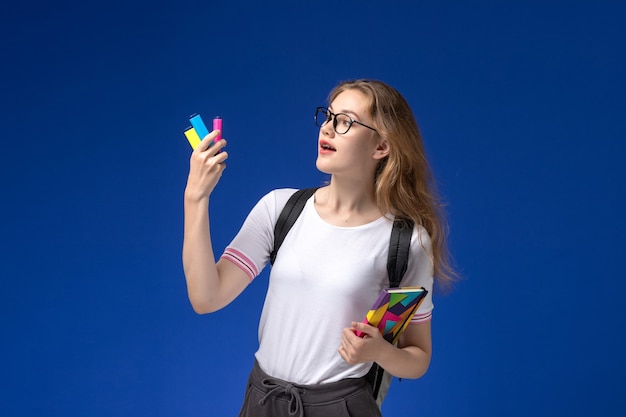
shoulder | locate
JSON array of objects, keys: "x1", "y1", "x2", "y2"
[
  {"x1": 270, "y1": 188, "x2": 300, "y2": 204},
  {"x1": 262, "y1": 188, "x2": 299, "y2": 208},
  {"x1": 405, "y1": 224, "x2": 434, "y2": 277},
  {"x1": 409, "y1": 224, "x2": 435, "y2": 279},
  {"x1": 392, "y1": 218, "x2": 433, "y2": 256},
  {"x1": 252, "y1": 188, "x2": 300, "y2": 220},
  {"x1": 412, "y1": 224, "x2": 433, "y2": 255}
]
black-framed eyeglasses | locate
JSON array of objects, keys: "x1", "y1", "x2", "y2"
[{"x1": 314, "y1": 107, "x2": 378, "y2": 135}]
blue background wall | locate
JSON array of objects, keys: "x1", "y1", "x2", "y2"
[{"x1": 1, "y1": 1, "x2": 624, "y2": 416}]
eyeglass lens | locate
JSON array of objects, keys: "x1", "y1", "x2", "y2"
[{"x1": 315, "y1": 108, "x2": 353, "y2": 134}]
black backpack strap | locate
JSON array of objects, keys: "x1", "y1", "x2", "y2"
[
  {"x1": 270, "y1": 188, "x2": 318, "y2": 265},
  {"x1": 367, "y1": 217, "x2": 414, "y2": 402},
  {"x1": 366, "y1": 364, "x2": 387, "y2": 401},
  {"x1": 386, "y1": 218, "x2": 414, "y2": 288}
]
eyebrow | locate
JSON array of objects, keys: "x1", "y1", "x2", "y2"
[{"x1": 328, "y1": 106, "x2": 364, "y2": 121}]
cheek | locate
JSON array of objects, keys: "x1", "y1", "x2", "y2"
[{"x1": 353, "y1": 138, "x2": 380, "y2": 158}]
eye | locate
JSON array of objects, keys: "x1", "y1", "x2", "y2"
[{"x1": 336, "y1": 114, "x2": 352, "y2": 128}]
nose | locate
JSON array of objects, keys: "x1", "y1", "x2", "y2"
[{"x1": 320, "y1": 116, "x2": 335, "y2": 137}]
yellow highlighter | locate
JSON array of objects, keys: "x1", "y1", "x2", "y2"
[{"x1": 183, "y1": 127, "x2": 202, "y2": 150}]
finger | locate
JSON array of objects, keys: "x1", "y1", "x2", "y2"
[
  {"x1": 338, "y1": 344, "x2": 359, "y2": 366},
  {"x1": 338, "y1": 345, "x2": 348, "y2": 362},
  {"x1": 338, "y1": 342, "x2": 356, "y2": 363},
  {"x1": 195, "y1": 130, "x2": 222, "y2": 152},
  {"x1": 343, "y1": 327, "x2": 358, "y2": 342},
  {"x1": 201, "y1": 139, "x2": 228, "y2": 161},
  {"x1": 352, "y1": 321, "x2": 377, "y2": 337},
  {"x1": 211, "y1": 138, "x2": 228, "y2": 155}
]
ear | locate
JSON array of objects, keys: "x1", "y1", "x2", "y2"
[{"x1": 373, "y1": 139, "x2": 390, "y2": 160}]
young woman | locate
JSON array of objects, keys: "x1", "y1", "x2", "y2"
[{"x1": 182, "y1": 79, "x2": 455, "y2": 416}]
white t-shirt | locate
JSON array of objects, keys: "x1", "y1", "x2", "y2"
[{"x1": 221, "y1": 189, "x2": 434, "y2": 384}]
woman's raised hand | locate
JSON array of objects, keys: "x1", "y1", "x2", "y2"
[{"x1": 185, "y1": 130, "x2": 228, "y2": 201}]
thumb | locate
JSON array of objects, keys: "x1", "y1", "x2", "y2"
[{"x1": 352, "y1": 321, "x2": 378, "y2": 337}]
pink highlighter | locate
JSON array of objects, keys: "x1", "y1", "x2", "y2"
[{"x1": 213, "y1": 117, "x2": 222, "y2": 142}]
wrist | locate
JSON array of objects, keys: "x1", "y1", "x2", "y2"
[
  {"x1": 184, "y1": 188, "x2": 210, "y2": 205},
  {"x1": 374, "y1": 338, "x2": 396, "y2": 363}
]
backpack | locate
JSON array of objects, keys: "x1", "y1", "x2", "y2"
[{"x1": 269, "y1": 187, "x2": 414, "y2": 407}]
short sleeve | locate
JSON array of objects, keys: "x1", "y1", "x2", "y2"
[
  {"x1": 400, "y1": 225, "x2": 435, "y2": 323},
  {"x1": 220, "y1": 189, "x2": 297, "y2": 281}
]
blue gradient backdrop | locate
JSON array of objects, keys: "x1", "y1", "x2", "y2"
[{"x1": 1, "y1": 1, "x2": 624, "y2": 416}]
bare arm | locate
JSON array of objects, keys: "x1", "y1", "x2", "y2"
[
  {"x1": 339, "y1": 320, "x2": 432, "y2": 379},
  {"x1": 182, "y1": 131, "x2": 250, "y2": 314}
]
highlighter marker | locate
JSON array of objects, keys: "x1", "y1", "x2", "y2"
[
  {"x1": 189, "y1": 114, "x2": 210, "y2": 140},
  {"x1": 213, "y1": 117, "x2": 222, "y2": 142},
  {"x1": 183, "y1": 127, "x2": 202, "y2": 150},
  {"x1": 355, "y1": 318, "x2": 370, "y2": 338}
]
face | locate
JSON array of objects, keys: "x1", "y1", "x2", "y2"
[{"x1": 315, "y1": 89, "x2": 389, "y2": 179}]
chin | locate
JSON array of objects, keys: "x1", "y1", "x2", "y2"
[{"x1": 315, "y1": 158, "x2": 332, "y2": 174}]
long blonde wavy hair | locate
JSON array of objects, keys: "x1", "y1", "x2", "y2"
[{"x1": 328, "y1": 79, "x2": 457, "y2": 289}]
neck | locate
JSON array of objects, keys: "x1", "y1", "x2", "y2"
[
  {"x1": 326, "y1": 177, "x2": 375, "y2": 208},
  {"x1": 314, "y1": 177, "x2": 382, "y2": 226}
]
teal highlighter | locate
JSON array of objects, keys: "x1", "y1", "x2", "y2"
[{"x1": 189, "y1": 114, "x2": 210, "y2": 140}]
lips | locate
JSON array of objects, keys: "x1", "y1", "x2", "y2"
[{"x1": 319, "y1": 140, "x2": 336, "y2": 152}]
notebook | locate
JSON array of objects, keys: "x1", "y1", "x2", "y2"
[{"x1": 357, "y1": 286, "x2": 428, "y2": 344}]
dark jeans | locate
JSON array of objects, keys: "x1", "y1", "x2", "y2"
[{"x1": 238, "y1": 360, "x2": 382, "y2": 417}]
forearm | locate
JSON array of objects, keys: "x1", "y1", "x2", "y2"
[
  {"x1": 340, "y1": 321, "x2": 432, "y2": 379},
  {"x1": 375, "y1": 342, "x2": 431, "y2": 379},
  {"x1": 182, "y1": 193, "x2": 221, "y2": 313}
]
